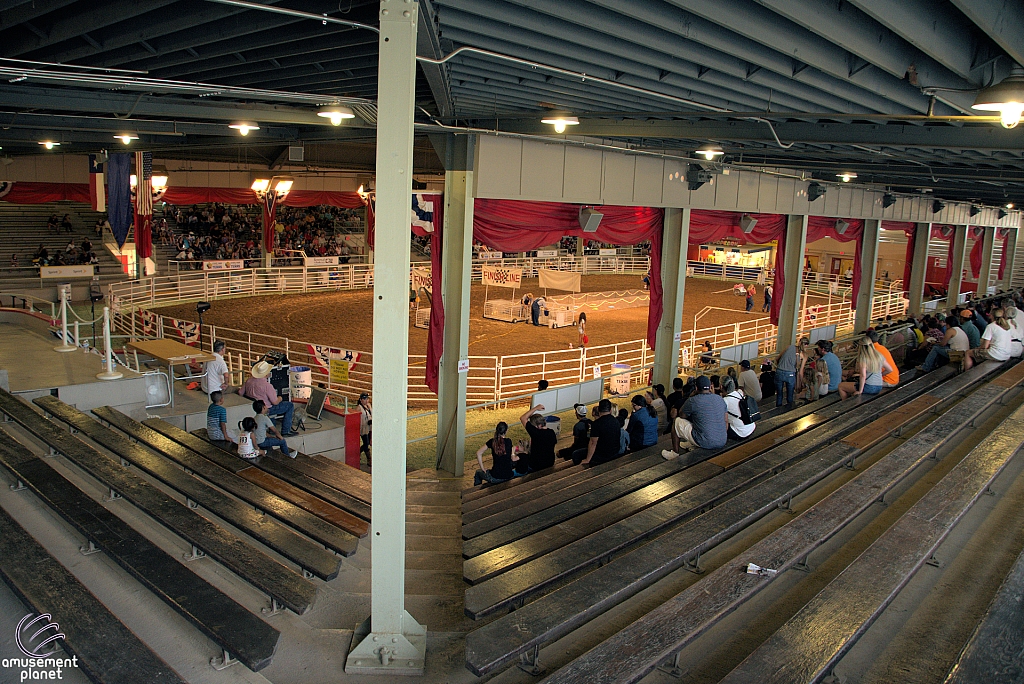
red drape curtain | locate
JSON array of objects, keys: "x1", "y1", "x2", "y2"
[
  {"x1": 999, "y1": 229, "x2": 1010, "y2": 280},
  {"x1": 415, "y1": 194, "x2": 444, "y2": 394},
  {"x1": 969, "y1": 227, "x2": 984, "y2": 278},
  {"x1": 0, "y1": 182, "x2": 91, "y2": 204},
  {"x1": 807, "y1": 217, "x2": 864, "y2": 310}
]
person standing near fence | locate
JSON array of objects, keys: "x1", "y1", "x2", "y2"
[
  {"x1": 745, "y1": 285, "x2": 756, "y2": 312},
  {"x1": 775, "y1": 343, "x2": 798, "y2": 409},
  {"x1": 763, "y1": 284, "x2": 773, "y2": 312},
  {"x1": 201, "y1": 340, "x2": 234, "y2": 396},
  {"x1": 578, "y1": 312, "x2": 588, "y2": 348},
  {"x1": 358, "y1": 392, "x2": 372, "y2": 467}
]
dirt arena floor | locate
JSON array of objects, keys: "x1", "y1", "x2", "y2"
[{"x1": 154, "y1": 275, "x2": 830, "y2": 356}]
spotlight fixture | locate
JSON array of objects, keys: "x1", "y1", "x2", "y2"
[
  {"x1": 837, "y1": 172, "x2": 857, "y2": 182},
  {"x1": 1007, "y1": 203, "x2": 1015, "y2": 209},
  {"x1": 229, "y1": 122, "x2": 260, "y2": 136},
  {"x1": 969, "y1": 205, "x2": 981, "y2": 217},
  {"x1": 972, "y1": 65, "x2": 1024, "y2": 129},
  {"x1": 38, "y1": 141, "x2": 59, "y2": 149},
  {"x1": 114, "y1": 134, "x2": 139, "y2": 145},
  {"x1": 685, "y1": 164, "x2": 713, "y2": 191},
  {"x1": 540, "y1": 114, "x2": 579, "y2": 134},
  {"x1": 932, "y1": 199, "x2": 945, "y2": 214},
  {"x1": 251, "y1": 178, "x2": 270, "y2": 194},
  {"x1": 807, "y1": 182, "x2": 826, "y2": 202},
  {"x1": 882, "y1": 193, "x2": 897, "y2": 209},
  {"x1": 835, "y1": 219, "x2": 850, "y2": 235},
  {"x1": 151, "y1": 165, "x2": 169, "y2": 191},
  {"x1": 998, "y1": 208, "x2": 1009, "y2": 219},
  {"x1": 739, "y1": 214, "x2": 758, "y2": 234},
  {"x1": 317, "y1": 106, "x2": 355, "y2": 125},
  {"x1": 696, "y1": 144, "x2": 724, "y2": 161}
]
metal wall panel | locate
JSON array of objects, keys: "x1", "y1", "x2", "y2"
[{"x1": 521, "y1": 140, "x2": 565, "y2": 200}]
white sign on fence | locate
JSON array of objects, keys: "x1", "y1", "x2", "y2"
[
  {"x1": 458, "y1": 359, "x2": 470, "y2": 373},
  {"x1": 536, "y1": 249, "x2": 559, "y2": 258},
  {"x1": 599, "y1": 248, "x2": 617, "y2": 256},
  {"x1": 478, "y1": 251, "x2": 503, "y2": 260},
  {"x1": 203, "y1": 260, "x2": 244, "y2": 271},
  {"x1": 481, "y1": 265, "x2": 523, "y2": 288},
  {"x1": 411, "y1": 267, "x2": 432, "y2": 291},
  {"x1": 305, "y1": 256, "x2": 339, "y2": 266},
  {"x1": 809, "y1": 324, "x2": 837, "y2": 344},
  {"x1": 532, "y1": 377, "x2": 603, "y2": 415},
  {"x1": 720, "y1": 341, "x2": 760, "y2": 367},
  {"x1": 39, "y1": 265, "x2": 95, "y2": 279}
]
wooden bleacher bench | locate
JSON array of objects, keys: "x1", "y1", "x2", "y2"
[
  {"x1": 464, "y1": 362, "x2": 1015, "y2": 676},
  {"x1": 719, "y1": 406, "x2": 1024, "y2": 684},
  {"x1": 0, "y1": 436, "x2": 280, "y2": 672},
  {"x1": 143, "y1": 417, "x2": 372, "y2": 506},
  {"x1": 945, "y1": 546, "x2": 1024, "y2": 683},
  {"x1": 462, "y1": 369, "x2": 952, "y2": 592},
  {"x1": 33, "y1": 396, "x2": 343, "y2": 581},
  {"x1": 536, "y1": 362, "x2": 1023, "y2": 684},
  {"x1": 0, "y1": 389, "x2": 317, "y2": 615},
  {"x1": 89, "y1": 407, "x2": 367, "y2": 545},
  {"x1": 190, "y1": 427, "x2": 370, "y2": 521},
  {"x1": 0, "y1": 505, "x2": 187, "y2": 684}
]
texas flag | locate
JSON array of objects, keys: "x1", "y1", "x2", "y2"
[{"x1": 88, "y1": 154, "x2": 105, "y2": 212}]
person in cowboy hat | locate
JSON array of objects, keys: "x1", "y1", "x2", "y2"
[{"x1": 239, "y1": 359, "x2": 296, "y2": 436}]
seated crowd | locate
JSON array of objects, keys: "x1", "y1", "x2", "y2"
[
  {"x1": 272, "y1": 205, "x2": 363, "y2": 263},
  {"x1": 170, "y1": 204, "x2": 263, "y2": 267}
]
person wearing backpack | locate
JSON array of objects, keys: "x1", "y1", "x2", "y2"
[{"x1": 722, "y1": 376, "x2": 756, "y2": 440}]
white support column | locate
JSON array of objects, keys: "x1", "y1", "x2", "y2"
[
  {"x1": 854, "y1": 219, "x2": 880, "y2": 332},
  {"x1": 436, "y1": 133, "x2": 475, "y2": 476},
  {"x1": 346, "y1": 0, "x2": 426, "y2": 676},
  {"x1": 907, "y1": 223, "x2": 930, "y2": 315},
  {"x1": 946, "y1": 225, "x2": 968, "y2": 309},
  {"x1": 652, "y1": 208, "x2": 689, "y2": 389},
  {"x1": 776, "y1": 215, "x2": 808, "y2": 350},
  {"x1": 1002, "y1": 227, "x2": 1018, "y2": 291},
  {"x1": 977, "y1": 225, "x2": 996, "y2": 296}
]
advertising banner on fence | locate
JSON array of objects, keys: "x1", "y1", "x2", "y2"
[
  {"x1": 538, "y1": 268, "x2": 581, "y2": 293},
  {"x1": 478, "y1": 251, "x2": 503, "y2": 260},
  {"x1": 536, "y1": 249, "x2": 559, "y2": 258},
  {"x1": 305, "y1": 256, "x2": 339, "y2": 267},
  {"x1": 139, "y1": 309, "x2": 157, "y2": 336},
  {"x1": 411, "y1": 267, "x2": 432, "y2": 292},
  {"x1": 481, "y1": 265, "x2": 523, "y2": 288},
  {"x1": 329, "y1": 358, "x2": 350, "y2": 384},
  {"x1": 39, "y1": 265, "x2": 95, "y2": 279},
  {"x1": 307, "y1": 344, "x2": 361, "y2": 376},
  {"x1": 165, "y1": 317, "x2": 199, "y2": 345},
  {"x1": 202, "y1": 260, "x2": 244, "y2": 271}
]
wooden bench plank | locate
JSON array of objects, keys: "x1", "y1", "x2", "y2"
[
  {"x1": 707, "y1": 413, "x2": 827, "y2": 469},
  {"x1": 538, "y1": 380, "x2": 1014, "y2": 684},
  {"x1": 0, "y1": 437, "x2": 281, "y2": 672},
  {"x1": 236, "y1": 467, "x2": 368, "y2": 534},
  {"x1": 0, "y1": 393, "x2": 317, "y2": 615},
  {"x1": 34, "y1": 397, "x2": 344, "y2": 579},
  {"x1": 90, "y1": 407, "x2": 362, "y2": 550},
  {"x1": 720, "y1": 411, "x2": 1024, "y2": 684},
  {"x1": 0, "y1": 505, "x2": 187, "y2": 684},
  {"x1": 841, "y1": 394, "x2": 942, "y2": 450}
]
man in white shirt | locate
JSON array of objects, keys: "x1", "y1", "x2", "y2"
[
  {"x1": 737, "y1": 359, "x2": 762, "y2": 402},
  {"x1": 201, "y1": 340, "x2": 233, "y2": 395},
  {"x1": 967, "y1": 309, "x2": 1014, "y2": 369},
  {"x1": 722, "y1": 377, "x2": 755, "y2": 440}
]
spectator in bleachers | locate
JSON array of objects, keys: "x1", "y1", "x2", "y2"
[
  {"x1": 252, "y1": 400, "x2": 292, "y2": 458},
  {"x1": 722, "y1": 376, "x2": 755, "y2": 440},
  {"x1": 918, "y1": 317, "x2": 968, "y2": 373},
  {"x1": 775, "y1": 343, "x2": 799, "y2": 408},
  {"x1": 559, "y1": 403, "x2": 591, "y2": 461},
  {"x1": 239, "y1": 361, "x2": 296, "y2": 436},
  {"x1": 576, "y1": 399, "x2": 621, "y2": 467},
  {"x1": 867, "y1": 330, "x2": 900, "y2": 387},
  {"x1": 648, "y1": 384, "x2": 668, "y2": 432},
  {"x1": 759, "y1": 360, "x2": 776, "y2": 401},
  {"x1": 358, "y1": 393, "x2": 372, "y2": 466},
  {"x1": 663, "y1": 375, "x2": 728, "y2": 460},
  {"x1": 9, "y1": 253, "x2": 18, "y2": 268},
  {"x1": 474, "y1": 421, "x2": 518, "y2": 486},
  {"x1": 519, "y1": 405, "x2": 557, "y2": 472},
  {"x1": 816, "y1": 341, "x2": 842, "y2": 395},
  {"x1": 200, "y1": 340, "x2": 233, "y2": 396},
  {"x1": 627, "y1": 395, "x2": 658, "y2": 452},
  {"x1": 236, "y1": 416, "x2": 261, "y2": 459},
  {"x1": 737, "y1": 360, "x2": 762, "y2": 402},
  {"x1": 206, "y1": 391, "x2": 235, "y2": 447},
  {"x1": 61, "y1": 214, "x2": 73, "y2": 233},
  {"x1": 1002, "y1": 301, "x2": 1024, "y2": 358},
  {"x1": 966, "y1": 308, "x2": 1014, "y2": 370},
  {"x1": 838, "y1": 339, "x2": 893, "y2": 399},
  {"x1": 616, "y1": 410, "x2": 630, "y2": 455}
]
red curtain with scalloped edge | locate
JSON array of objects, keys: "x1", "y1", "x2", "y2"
[
  {"x1": 999, "y1": 230, "x2": 1010, "y2": 280},
  {"x1": 0, "y1": 182, "x2": 91, "y2": 204},
  {"x1": 807, "y1": 217, "x2": 865, "y2": 310},
  {"x1": 410, "y1": 194, "x2": 444, "y2": 394},
  {"x1": 473, "y1": 199, "x2": 664, "y2": 351},
  {"x1": 969, "y1": 227, "x2": 984, "y2": 278}
]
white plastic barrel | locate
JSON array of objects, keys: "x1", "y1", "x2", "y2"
[{"x1": 289, "y1": 366, "x2": 312, "y2": 399}]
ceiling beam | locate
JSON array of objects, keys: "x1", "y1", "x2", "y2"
[
  {"x1": 417, "y1": 0, "x2": 454, "y2": 117},
  {"x1": 0, "y1": 0, "x2": 76, "y2": 31},
  {"x1": 950, "y1": 0, "x2": 1024, "y2": 69}
]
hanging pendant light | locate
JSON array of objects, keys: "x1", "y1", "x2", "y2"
[{"x1": 972, "y1": 65, "x2": 1024, "y2": 129}]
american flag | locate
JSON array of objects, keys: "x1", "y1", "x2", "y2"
[{"x1": 134, "y1": 151, "x2": 153, "y2": 260}]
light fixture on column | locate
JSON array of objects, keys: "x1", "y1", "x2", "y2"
[
  {"x1": 114, "y1": 134, "x2": 139, "y2": 145},
  {"x1": 837, "y1": 172, "x2": 857, "y2": 182},
  {"x1": 969, "y1": 205, "x2": 981, "y2": 217},
  {"x1": 835, "y1": 219, "x2": 850, "y2": 234},
  {"x1": 882, "y1": 193, "x2": 896, "y2": 209},
  {"x1": 932, "y1": 199, "x2": 945, "y2": 214},
  {"x1": 229, "y1": 122, "x2": 260, "y2": 136},
  {"x1": 151, "y1": 165, "x2": 169, "y2": 191},
  {"x1": 696, "y1": 144, "x2": 724, "y2": 160},
  {"x1": 1007, "y1": 203, "x2": 1015, "y2": 209},
  {"x1": 807, "y1": 182, "x2": 825, "y2": 202},
  {"x1": 972, "y1": 65, "x2": 1024, "y2": 129},
  {"x1": 317, "y1": 105, "x2": 355, "y2": 125},
  {"x1": 739, "y1": 214, "x2": 758, "y2": 233},
  {"x1": 540, "y1": 113, "x2": 579, "y2": 134},
  {"x1": 252, "y1": 175, "x2": 293, "y2": 198},
  {"x1": 38, "y1": 141, "x2": 60, "y2": 150}
]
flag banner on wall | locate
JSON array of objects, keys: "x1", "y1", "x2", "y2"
[
  {"x1": 307, "y1": 344, "x2": 361, "y2": 374},
  {"x1": 481, "y1": 265, "x2": 523, "y2": 288},
  {"x1": 107, "y1": 153, "x2": 133, "y2": 247},
  {"x1": 411, "y1": 194, "x2": 434, "y2": 232},
  {"x1": 88, "y1": 155, "x2": 105, "y2": 212},
  {"x1": 138, "y1": 309, "x2": 157, "y2": 336},
  {"x1": 165, "y1": 318, "x2": 199, "y2": 345},
  {"x1": 134, "y1": 151, "x2": 153, "y2": 259}
]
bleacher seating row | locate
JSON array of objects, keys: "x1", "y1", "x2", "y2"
[
  {"x1": 459, "y1": 358, "x2": 1024, "y2": 680},
  {"x1": 0, "y1": 386, "x2": 372, "y2": 678}
]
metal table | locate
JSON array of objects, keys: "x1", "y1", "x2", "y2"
[{"x1": 126, "y1": 339, "x2": 215, "y2": 407}]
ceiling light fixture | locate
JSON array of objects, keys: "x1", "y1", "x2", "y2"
[
  {"x1": 1006, "y1": 203, "x2": 1015, "y2": 210},
  {"x1": 317, "y1": 106, "x2": 355, "y2": 125},
  {"x1": 229, "y1": 122, "x2": 260, "y2": 136},
  {"x1": 696, "y1": 144, "x2": 723, "y2": 160},
  {"x1": 972, "y1": 65, "x2": 1024, "y2": 129},
  {"x1": 882, "y1": 193, "x2": 897, "y2": 209},
  {"x1": 837, "y1": 172, "x2": 857, "y2": 182},
  {"x1": 38, "y1": 141, "x2": 59, "y2": 149},
  {"x1": 114, "y1": 134, "x2": 139, "y2": 145},
  {"x1": 151, "y1": 165, "x2": 168, "y2": 191},
  {"x1": 540, "y1": 114, "x2": 579, "y2": 134}
]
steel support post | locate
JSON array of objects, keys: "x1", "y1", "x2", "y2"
[
  {"x1": 978, "y1": 226, "x2": 996, "y2": 296},
  {"x1": 946, "y1": 225, "x2": 967, "y2": 309},
  {"x1": 436, "y1": 133, "x2": 475, "y2": 476},
  {"x1": 907, "y1": 222, "x2": 930, "y2": 315},
  {"x1": 653, "y1": 208, "x2": 689, "y2": 389},
  {"x1": 1003, "y1": 227, "x2": 1019, "y2": 291},
  {"x1": 854, "y1": 219, "x2": 880, "y2": 332},
  {"x1": 346, "y1": 0, "x2": 426, "y2": 675},
  {"x1": 775, "y1": 215, "x2": 808, "y2": 350}
]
